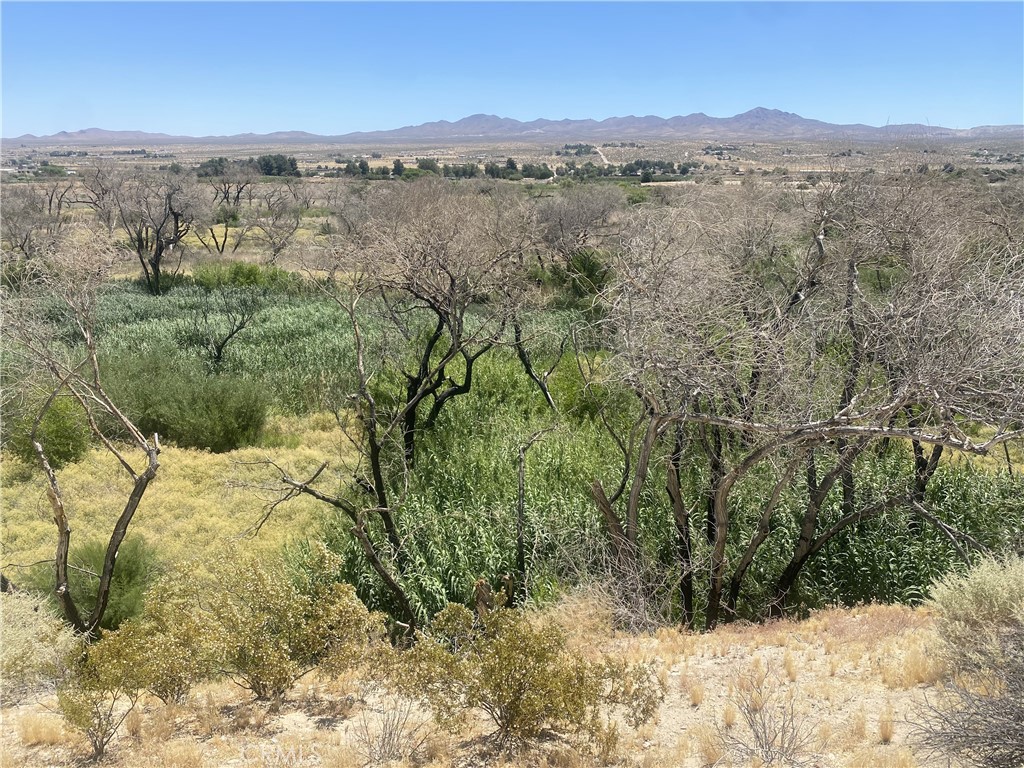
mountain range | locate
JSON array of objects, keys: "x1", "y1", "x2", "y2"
[{"x1": 7, "y1": 108, "x2": 1023, "y2": 146}]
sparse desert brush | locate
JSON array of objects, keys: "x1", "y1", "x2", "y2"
[
  {"x1": 928, "y1": 555, "x2": 1024, "y2": 657},
  {"x1": 542, "y1": 584, "x2": 617, "y2": 649},
  {"x1": 125, "y1": 706, "x2": 144, "y2": 742},
  {"x1": 654, "y1": 625, "x2": 695, "y2": 662},
  {"x1": 722, "y1": 665, "x2": 816, "y2": 767},
  {"x1": 723, "y1": 701, "x2": 738, "y2": 729},
  {"x1": 353, "y1": 693, "x2": 433, "y2": 766},
  {"x1": 207, "y1": 546, "x2": 381, "y2": 703},
  {"x1": 0, "y1": 591, "x2": 82, "y2": 704},
  {"x1": 657, "y1": 734, "x2": 691, "y2": 766},
  {"x1": 391, "y1": 604, "x2": 664, "y2": 749},
  {"x1": 57, "y1": 624, "x2": 149, "y2": 759},
  {"x1": 848, "y1": 708, "x2": 867, "y2": 742},
  {"x1": 783, "y1": 649, "x2": 797, "y2": 682},
  {"x1": 144, "y1": 739, "x2": 208, "y2": 768},
  {"x1": 811, "y1": 604, "x2": 923, "y2": 654},
  {"x1": 694, "y1": 724, "x2": 727, "y2": 767},
  {"x1": 816, "y1": 722, "x2": 832, "y2": 751},
  {"x1": 918, "y1": 556, "x2": 1024, "y2": 767},
  {"x1": 881, "y1": 638, "x2": 943, "y2": 689},
  {"x1": 845, "y1": 746, "x2": 917, "y2": 768},
  {"x1": 688, "y1": 679, "x2": 705, "y2": 708},
  {"x1": 145, "y1": 704, "x2": 180, "y2": 743},
  {"x1": 193, "y1": 692, "x2": 226, "y2": 738}
]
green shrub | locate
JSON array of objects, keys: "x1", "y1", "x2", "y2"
[
  {"x1": 208, "y1": 547, "x2": 380, "y2": 702},
  {"x1": 192, "y1": 261, "x2": 299, "y2": 294},
  {"x1": 122, "y1": 573, "x2": 219, "y2": 703},
  {"x1": 57, "y1": 626, "x2": 146, "y2": 759},
  {"x1": 24, "y1": 536, "x2": 158, "y2": 632},
  {"x1": 394, "y1": 604, "x2": 663, "y2": 748},
  {"x1": 625, "y1": 187, "x2": 649, "y2": 205},
  {"x1": 0, "y1": 591, "x2": 82, "y2": 704},
  {"x1": 104, "y1": 349, "x2": 268, "y2": 452},
  {"x1": 929, "y1": 555, "x2": 1024, "y2": 674},
  {"x1": 922, "y1": 557, "x2": 1024, "y2": 767},
  {"x1": 6, "y1": 396, "x2": 92, "y2": 469}
]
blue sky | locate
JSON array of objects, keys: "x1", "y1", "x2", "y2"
[{"x1": 2, "y1": 2, "x2": 1022, "y2": 137}]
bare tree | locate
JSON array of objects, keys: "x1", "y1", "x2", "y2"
[
  {"x1": 194, "y1": 194, "x2": 250, "y2": 256},
  {"x1": 2, "y1": 226, "x2": 160, "y2": 637},
  {"x1": 285, "y1": 176, "x2": 318, "y2": 211},
  {"x1": 207, "y1": 162, "x2": 258, "y2": 209},
  {"x1": 76, "y1": 161, "x2": 122, "y2": 234},
  {"x1": 174, "y1": 281, "x2": 264, "y2": 370},
  {"x1": 193, "y1": 163, "x2": 259, "y2": 255},
  {"x1": 0, "y1": 179, "x2": 77, "y2": 259},
  {"x1": 259, "y1": 179, "x2": 532, "y2": 632},
  {"x1": 249, "y1": 184, "x2": 302, "y2": 263},
  {"x1": 596, "y1": 175, "x2": 1024, "y2": 628},
  {"x1": 537, "y1": 182, "x2": 625, "y2": 263},
  {"x1": 113, "y1": 170, "x2": 200, "y2": 294}
]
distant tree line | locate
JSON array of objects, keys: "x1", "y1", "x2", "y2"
[
  {"x1": 556, "y1": 143, "x2": 596, "y2": 157},
  {"x1": 197, "y1": 155, "x2": 300, "y2": 178}
]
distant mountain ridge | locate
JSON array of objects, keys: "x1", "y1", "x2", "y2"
[{"x1": 8, "y1": 109, "x2": 1023, "y2": 145}]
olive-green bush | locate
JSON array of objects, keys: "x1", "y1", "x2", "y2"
[
  {"x1": 120, "y1": 573, "x2": 219, "y2": 704},
  {"x1": 24, "y1": 536, "x2": 158, "y2": 632},
  {"x1": 103, "y1": 349, "x2": 268, "y2": 453},
  {"x1": 923, "y1": 556, "x2": 1024, "y2": 767},
  {"x1": 6, "y1": 396, "x2": 91, "y2": 469},
  {"x1": 394, "y1": 604, "x2": 663, "y2": 748},
  {"x1": 207, "y1": 548, "x2": 381, "y2": 702},
  {"x1": 57, "y1": 626, "x2": 147, "y2": 759}
]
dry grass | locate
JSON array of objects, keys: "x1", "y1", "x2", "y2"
[
  {"x1": 845, "y1": 745, "x2": 918, "y2": 768},
  {"x1": 687, "y1": 679, "x2": 706, "y2": 708},
  {"x1": 694, "y1": 724, "x2": 727, "y2": 766},
  {"x1": 0, "y1": 554, "x2": 954, "y2": 768},
  {"x1": 543, "y1": 586, "x2": 617, "y2": 655},
  {"x1": 879, "y1": 703, "x2": 895, "y2": 744},
  {"x1": 140, "y1": 740, "x2": 207, "y2": 768},
  {"x1": 0, "y1": 412, "x2": 351, "y2": 580},
  {"x1": 847, "y1": 708, "x2": 867, "y2": 743},
  {"x1": 880, "y1": 637, "x2": 944, "y2": 689},
  {"x1": 722, "y1": 701, "x2": 738, "y2": 729},
  {"x1": 17, "y1": 712, "x2": 66, "y2": 746},
  {"x1": 0, "y1": 603, "x2": 953, "y2": 768},
  {"x1": 783, "y1": 649, "x2": 798, "y2": 682}
]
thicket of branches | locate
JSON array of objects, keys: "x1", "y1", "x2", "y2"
[
  {"x1": 3, "y1": 162, "x2": 1023, "y2": 764},
  {"x1": 3, "y1": 169, "x2": 1022, "y2": 638}
]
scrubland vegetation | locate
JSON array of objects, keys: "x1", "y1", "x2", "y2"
[{"x1": 1, "y1": 150, "x2": 1023, "y2": 765}]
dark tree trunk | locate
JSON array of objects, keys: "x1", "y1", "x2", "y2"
[{"x1": 665, "y1": 427, "x2": 694, "y2": 629}]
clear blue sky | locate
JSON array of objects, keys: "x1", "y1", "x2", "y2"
[{"x1": 2, "y1": 1, "x2": 1022, "y2": 137}]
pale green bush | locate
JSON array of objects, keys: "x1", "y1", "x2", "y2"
[
  {"x1": 122, "y1": 572, "x2": 219, "y2": 703},
  {"x1": 207, "y1": 547, "x2": 380, "y2": 702},
  {"x1": 0, "y1": 591, "x2": 81, "y2": 704},
  {"x1": 923, "y1": 556, "x2": 1024, "y2": 767},
  {"x1": 394, "y1": 604, "x2": 663, "y2": 748},
  {"x1": 57, "y1": 626, "x2": 146, "y2": 759},
  {"x1": 929, "y1": 555, "x2": 1024, "y2": 667}
]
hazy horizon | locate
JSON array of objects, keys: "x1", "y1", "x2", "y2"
[{"x1": 3, "y1": 1, "x2": 1023, "y2": 138}]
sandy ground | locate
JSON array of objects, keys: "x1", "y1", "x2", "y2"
[{"x1": 0, "y1": 602, "x2": 952, "y2": 768}]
